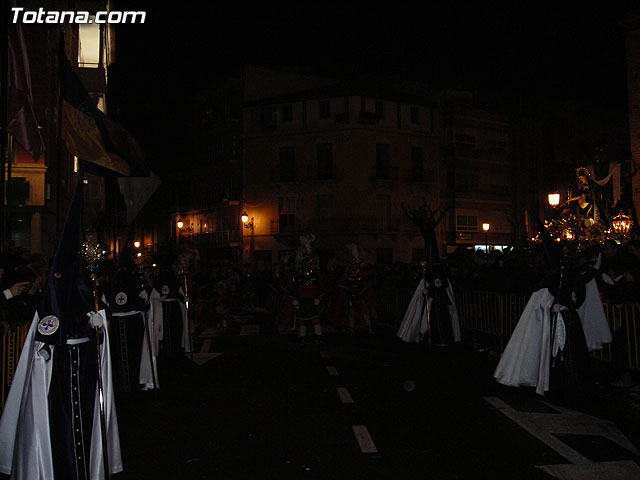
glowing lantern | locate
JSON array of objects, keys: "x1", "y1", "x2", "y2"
[{"x1": 611, "y1": 212, "x2": 632, "y2": 236}]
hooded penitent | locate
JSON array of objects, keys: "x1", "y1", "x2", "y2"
[
  {"x1": 494, "y1": 214, "x2": 612, "y2": 395},
  {"x1": 0, "y1": 178, "x2": 122, "y2": 480}
]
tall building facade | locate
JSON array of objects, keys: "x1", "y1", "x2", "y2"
[
  {"x1": 241, "y1": 66, "x2": 518, "y2": 266},
  {"x1": 7, "y1": 0, "x2": 118, "y2": 258}
]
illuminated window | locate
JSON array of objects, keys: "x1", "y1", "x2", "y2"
[{"x1": 78, "y1": 20, "x2": 101, "y2": 68}]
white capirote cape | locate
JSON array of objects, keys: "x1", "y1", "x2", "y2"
[
  {"x1": 494, "y1": 278, "x2": 612, "y2": 395},
  {"x1": 139, "y1": 288, "x2": 161, "y2": 389},
  {"x1": 0, "y1": 310, "x2": 122, "y2": 480},
  {"x1": 397, "y1": 278, "x2": 462, "y2": 344}
]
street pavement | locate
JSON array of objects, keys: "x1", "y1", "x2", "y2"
[{"x1": 108, "y1": 312, "x2": 639, "y2": 479}]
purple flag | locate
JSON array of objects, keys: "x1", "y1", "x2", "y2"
[{"x1": 7, "y1": 1, "x2": 45, "y2": 161}]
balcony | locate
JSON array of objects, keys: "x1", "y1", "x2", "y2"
[
  {"x1": 307, "y1": 216, "x2": 400, "y2": 234},
  {"x1": 189, "y1": 230, "x2": 240, "y2": 248},
  {"x1": 357, "y1": 111, "x2": 381, "y2": 125}
]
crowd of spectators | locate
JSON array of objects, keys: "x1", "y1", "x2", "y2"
[{"x1": 0, "y1": 242, "x2": 49, "y2": 336}]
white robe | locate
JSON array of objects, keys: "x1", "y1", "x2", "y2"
[
  {"x1": 0, "y1": 311, "x2": 122, "y2": 479},
  {"x1": 397, "y1": 278, "x2": 461, "y2": 344},
  {"x1": 139, "y1": 289, "x2": 161, "y2": 389},
  {"x1": 494, "y1": 278, "x2": 612, "y2": 395}
]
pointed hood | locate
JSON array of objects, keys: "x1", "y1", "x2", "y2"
[{"x1": 35, "y1": 179, "x2": 93, "y2": 344}]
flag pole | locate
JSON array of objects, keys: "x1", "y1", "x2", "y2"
[
  {"x1": 55, "y1": 26, "x2": 64, "y2": 242},
  {"x1": 82, "y1": 233, "x2": 111, "y2": 480},
  {"x1": 0, "y1": 0, "x2": 10, "y2": 252}
]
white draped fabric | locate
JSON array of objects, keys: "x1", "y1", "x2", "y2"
[{"x1": 494, "y1": 279, "x2": 612, "y2": 395}]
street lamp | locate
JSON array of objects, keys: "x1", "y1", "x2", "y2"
[
  {"x1": 241, "y1": 211, "x2": 255, "y2": 264},
  {"x1": 482, "y1": 222, "x2": 490, "y2": 253},
  {"x1": 133, "y1": 241, "x2": 140, "y2": 249},
  {"x1": 548, "y1": 193, "x2": 560, "y2": 207},
  {"x1": 177, "y1": 220, "x2": 184, "y2": 230}
]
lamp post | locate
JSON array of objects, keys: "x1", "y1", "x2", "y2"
[
  {"x1": 482, "y1": 222, "x2": 490, "y2": 253},
  {"x1": 241, "y1": 211, "x2": 255, "y2": 264}
]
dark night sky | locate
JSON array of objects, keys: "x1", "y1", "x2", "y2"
[{"x1": 109, "y1": 1, "x2": 636, "y2": 174}]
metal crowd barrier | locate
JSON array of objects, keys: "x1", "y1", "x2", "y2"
[
  {"x1": 378, "y1": 286, "x2": 639, "y2": 372},
  {"x1": 453, "y1": 290, "x2": 640, "y2": 371},
  {"x1": 1, "y1": 323, "x2": 30, "y2": 410}
]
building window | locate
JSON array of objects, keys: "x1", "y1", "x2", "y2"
[
  {"x1": 317, "y1": 143, "x2": 333, "y2": 180},
  {"x1": 490, "y1": 184, "x2": 510, "y2": 195},
  {"x1": 282, "y1": 104, "x2": 293, "y2": 122},
  {"x1": 456, "y1": 173, "x2": 478, "y2": 192},
  {"x1": 279, "y1": 197, "x2": 297, "y2": 234},
  {"x1": 376, "y1": 144, "x2": 390, "y2": 179},
  {"x1": 456, "y1": 215, "x2": 478, "y2": 232},
  {"x1": 317, "y1": 194, "x2": 332, "y2": 217},
  {"x1": 410, "y1": 106, "x2": 420, "y2": 124},
  {"x1": 78, "y1": 19, "x2": 101, "y2": 68},
  {"x1": 488, "y1": 139, "x2": 507, "y2": 150},
  {"x1": 376, "y1": 194, "x2": 391, "y2": 232},
  {"x1": 279, "y1": 147, "x2": 296, "y2": 181},
  {"x1": 375, "y1": 100, "x2": 385, "y2": 119},
  {"x1": 411, "y1": 147, "x2": 424, "y2": 181},
  {"x1": 376, "y1": 248, "x2": 393, "y2": 265},
  {"x1": 454, "y1": 133, "x2": 476, "y2": 147},
  {"x1": 279, "y1": 214, "x2": 295, "y2": 233},
  {"x1": 261, "y1": 106, "x2": 277, "y2": 130},
  {"x1": 319, "y1": 100, "x2": 331, "y2": 119}
]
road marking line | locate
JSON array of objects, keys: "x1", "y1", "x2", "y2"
[
  {"x1": 326, "y1": 366, "x2": 338, "y2": 376},
  {"x1": 337, "y1": 387, "x2": 354, "y2": 404},
  {"x1": 352, "y1": 425, "x2": 378, "y2": 453},
  {"x1": 200, "y1": 339, "x2": 211, "y2": 354}
]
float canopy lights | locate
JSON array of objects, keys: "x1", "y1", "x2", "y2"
[
  {"x1": 611, "y1": 212, "x2": 632, "y2": 236},
  {"x1": 548, "y1": 193, "x2": 560, "y2": 206}
]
